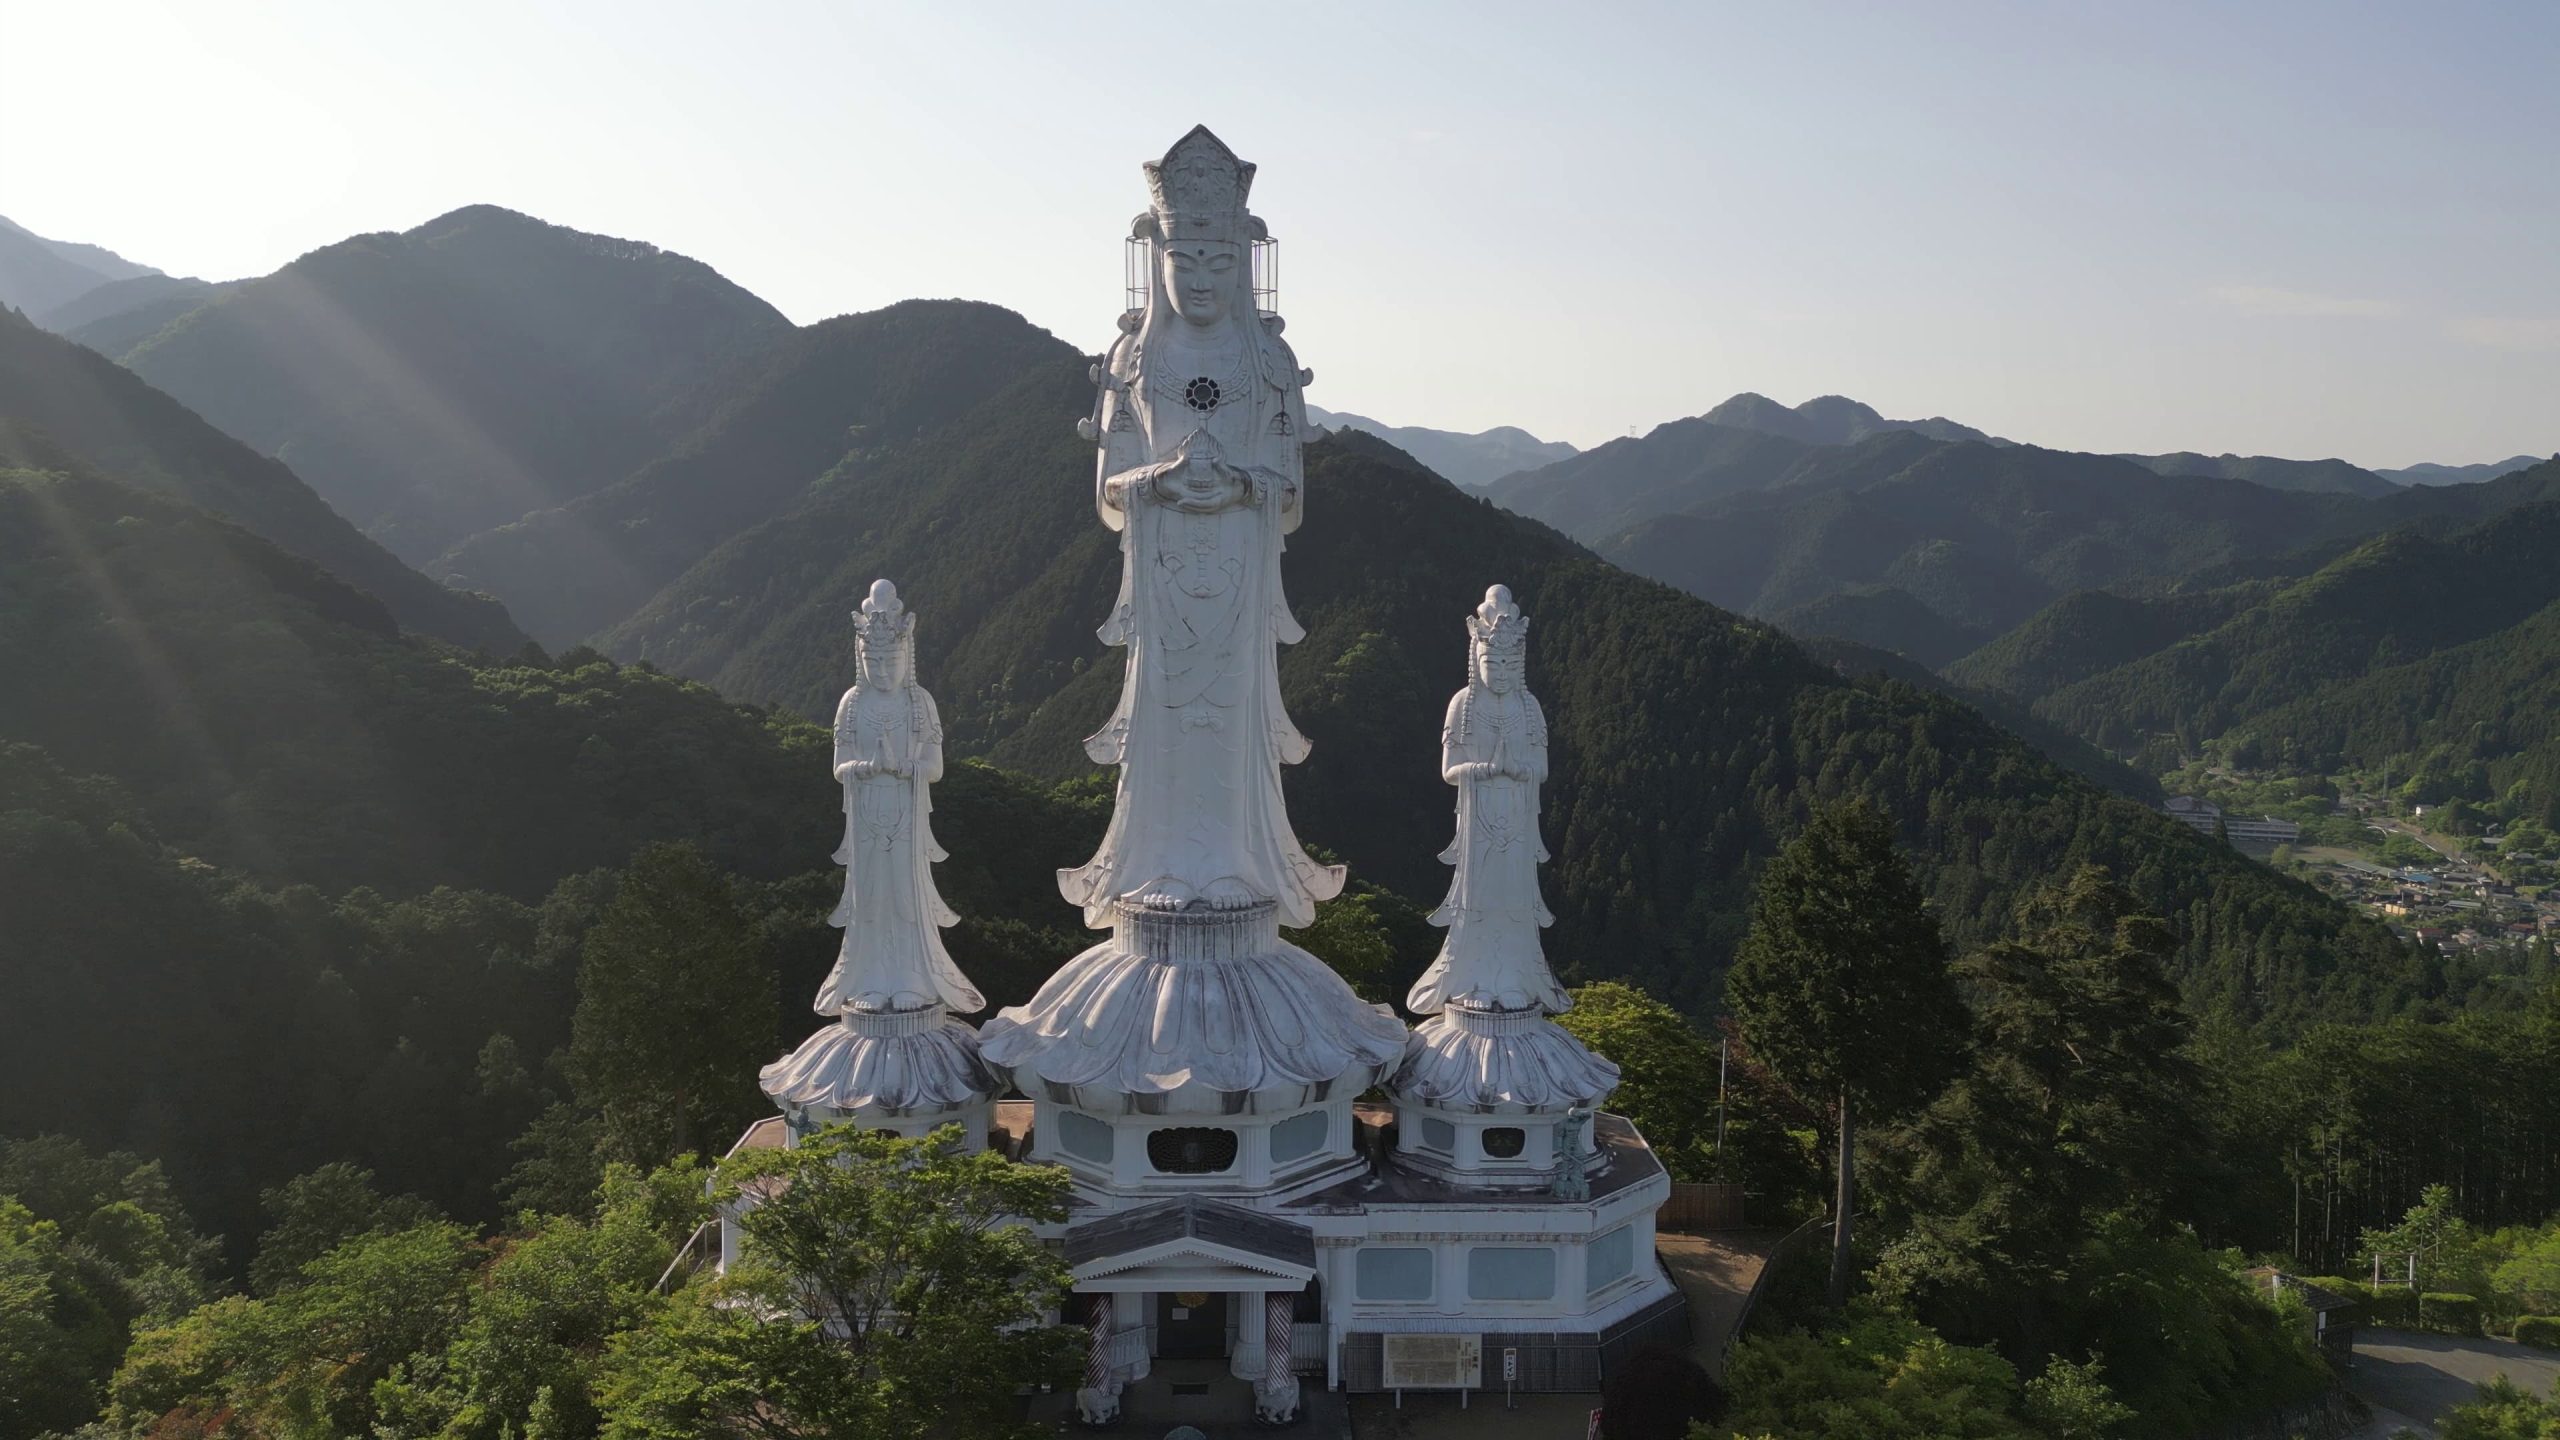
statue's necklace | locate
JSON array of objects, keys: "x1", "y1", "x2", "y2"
[{"x1": 1151, "y1": 334, "x2": 1251, "y2": 415}]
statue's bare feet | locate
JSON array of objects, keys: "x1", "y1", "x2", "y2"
[
  {"x1": 1203, "y1": 877, "x2": 1259, "y2": 910},
  {"x1": 1130, "y1": 878, "x2": 1195, "y2": 911}
]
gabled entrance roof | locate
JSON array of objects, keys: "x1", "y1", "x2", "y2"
[{"x1": 1066, "y1": 1195, "x2": 1316, "y2": 1289}]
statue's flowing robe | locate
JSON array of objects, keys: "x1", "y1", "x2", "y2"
[
  {"x1": 818, "y1": 683, "x2": 980, "y2": 1014},
  {"x1": 1059, "y1": 314, "x2": 1341, "y2": 927},
  {"x1": 1406, "y1": 686, "x2": 1568, "y2": 1014}
]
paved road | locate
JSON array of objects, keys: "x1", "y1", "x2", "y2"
[{"x1": 2347, "y1": 1329, "x2": 2560, "y2": 1436}]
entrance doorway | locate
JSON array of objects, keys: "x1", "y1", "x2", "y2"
[{"x1": 1156, "y1": 1291, "x2": 1228, "y2": 1359}]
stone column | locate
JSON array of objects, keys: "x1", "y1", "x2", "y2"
[
  {"x1": 1231, "y1": 1288, "x2": 1266, "y2": 1379},
  {"x1": 1075, "y1": 1293, "x2": 1119, "y2": 1426},
  {"x1": 1255, "y1": 1290, "x2": 1302, "y2": 1423}
]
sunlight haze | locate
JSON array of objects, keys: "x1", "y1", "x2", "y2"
[{"x1": 3, "y1": 0, "x2": 2553, "y2": 467}]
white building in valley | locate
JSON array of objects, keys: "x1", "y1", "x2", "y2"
[{"x1": 731, "y1": 127, "x2": 1683, "y2": 1426}]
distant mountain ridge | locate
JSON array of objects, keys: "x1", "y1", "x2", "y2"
[
  {"x1": 0, "y1": 307, "x2": 522, "y2": 650},
  {"x1": 1701, "y1": 391, "x2": 2009, "y2": 448},
  {"x1": 0, "y1": 214, "x2": 163, "y2": 317},
  {"x1": 108, "y1": 204, "x2": 791, "y2": 563},
  {"x1": 2377, "y1": 455, "x2": 2547, "y2": 487},
  {"x1": 1305, "y1": 405, "x2": 1576, "y2": 487},
  {"x1": 2114, "y1": 451, "x2": 2399, "y2": 498}
]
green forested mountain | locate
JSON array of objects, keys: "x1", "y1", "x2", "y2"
[
  {"x1": 600, "y1": 370, "x2": 2415, "y2": 1024},
  {"x1": 1481, "y1": 415, "x2": 1825, "y2": 538},
  {"x1": 0, "y1": 308, "x2": 521, "y2": 650},
  {"x1": 45, "y1": 274, "x2": 231, "y2": 357},
  {"x1": 1305, "y1": 405, "x2": 1576, "y2": 487},
  {"x1": 2115, "y1": 451, "x2": 2400, "y2": 497},
  {"x1": 2038, "y1": 487, "x2": 2560, "y2": 753},
  {"x1": 432, "y1": 301, "x2": 1072, "y2": 645},
  {"x1": 1943, "y1": 584, "x2": 2271, "y2": 703},
  {"x1": 1595, "y1": 442, "x2": 2382, "y2": 636},
  {"x1": 111, "y1": 205, "x2": 789, "y2": 563},
  {"x1": 2379, "y1": 454, "x2": 2546, "y2": 486},
  {"x1": 1773, "y1": 586, "x2": 1991, "y2": 669}
]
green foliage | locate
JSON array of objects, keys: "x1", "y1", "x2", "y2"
[
  {"x1": 2432, "y1": 1374, "x2": 2560, "y2": 1440},
  {"x1": 1945, "y1": 585, "x2": 2266, "y2": 704},
  {"x1": 594, "y1": 1125, "x2": 1076, "y2": 1440},
  {"x1": 2019, "y1": 1357, "x2": 2137, "y2": 1440},
  {"x1": 1712, "y1": 1304, "x2": 2036, "y2": 1439},
  {"x1": 2511, "y1": 1315, "x2": 2560, "y2": 1350},
  {"x1": 2497, "y1": 1230, "x2": 2560, "y2": 1315},
  {"x1": 568, "y1": 842, "x2": 777, "y2": 1163},
  {"x1": 246, "y1": 1162, "x2": 440, "y2": 1297},
  {"x1": 2421, "y1": 1291, "x2": 2485, "y2": 1335}
]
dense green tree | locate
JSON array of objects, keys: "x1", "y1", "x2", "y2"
[
  {"x1": 567, "y1": 843, "x2": 778, "y2": 1163},
  {"x1": 248, "y1": 1162, "x2": 441, "y2": 1296},
  {"x1": 2432, "y1": 1375, "x2": 2560, "y2": 1440},
  {"x1": 1713, "y1": 1304, "x2": 2038, "y2": 1440},
  {"x1": 1726, "y1": 800, "x2": 1966, "y2": 1306},
  {"x1": 595, "y1": 1124, "x2": 1077, "y2": 1440}
]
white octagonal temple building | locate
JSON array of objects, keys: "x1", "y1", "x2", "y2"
[{"x1": 731, "y1": 125, "x2": 1685, "y2": 1426}]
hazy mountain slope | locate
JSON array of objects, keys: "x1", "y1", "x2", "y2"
[
  {"x1": 39, "y1": 273, "x2": 226, "y2": 352},
  {"x1": 1481, "y1": 416, "x2": 1828, "y2": 537},
  {"x1": 1596, "y1": 443, "x2": 2380, "y2": 635},
  {"x1": 118, "y1": 205, "x2": 790, "y2": 562},
  {"x1": 2379, "y1": 455, "x2": 2547, "y2": 486},
  {"x1": 1703, "y1": 391, "x2": 2006, "y2": 447},
  {"x1": 1772, "y1": 586, "x2": 1990, "y2": 669},
  {"x1": 0, "y1": 308, "x2": 521, "y2": 649},
  {"x1": 605, "y1": 371, "x2": 2412, "y2": 1024},
  {"x1": 1944, "y1": 585, "x2": 2272, "y2": 703},
  {"x1": 433, "y1": 300, "x2": 1071, "y2": 645},
  {"x1": 0, "y1": 214, "x2": 160, "y2": 315},
  {"x1": 2116, "y1": 451, "x2": 2400, "y2": 498},
  {"x1": 1306, "y1": 404, "x2": 1576, "y2": 487},
  {"x1": 2039, "y1": 481, "x2": 2560, "y2": 751}
]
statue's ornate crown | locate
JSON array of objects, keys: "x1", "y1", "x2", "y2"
[
  {"x1": 1467, "y1": 584, "x2": 1529, "y2": 658},
  {"x1": 852, "y1": 578, "x2": 914, "y2": 655},
  {"x1": 1142, "y1": 125, "x2": 1261, "y2": 245}
]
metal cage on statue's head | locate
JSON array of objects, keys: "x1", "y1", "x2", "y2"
[{"x1": 1125, "y1": 234, "x2": 1279, "y2": 321}]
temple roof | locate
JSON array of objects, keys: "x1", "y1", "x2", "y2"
[{"x1": 1065, "y1": 1194, "x2": 1316, "y2": 1276}]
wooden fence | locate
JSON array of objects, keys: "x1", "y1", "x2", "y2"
[{"x1": 1659, "y1": 1182, "x2": 1747, "y2": 1232}]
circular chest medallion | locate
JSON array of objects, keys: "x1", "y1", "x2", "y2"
[{"x1": 1182, "y1": 375, "x2": 1221, "y2": 413}]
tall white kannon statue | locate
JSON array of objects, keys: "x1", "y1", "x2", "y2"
[
  {"x1": 761, "y1": 580, "x2": 994, "y2": 1136},
  {"x1": 981, "y1": 126, "x2": 1403, "y2": 1110},
  {"x1": 1393, "y1": 586, "x2": 1617, "y2": 1186}
]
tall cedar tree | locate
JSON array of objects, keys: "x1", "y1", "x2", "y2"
[
  {"x1": 1726, "y1": 800, "x2": 1965, "y2": 1307},
  {"x1": 568, "y1": 843, "x2": 778, "y2": 1162}
]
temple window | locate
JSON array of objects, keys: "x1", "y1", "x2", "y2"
[
  {"x1": 1467, "y1": 1246, "x2": 1558, "y2": 1301},
  {"x1": 1355, "y1": 1247, "x2": 1434, "y2": 1301},
  {"x1": 1587, "y1": 1225, "x2": 1635, "y2": 1293},
  {"x1": 1419, "y1": 1117, "x2": 1456, "y2": 1153},
  {"x1": 1270, "y1": 1109, "x2": 1328, "y2": 1164},
  {"x1": 1147, "y1": 1126, "x2": 1239, "y2": 1174},
  {"x1": 1054, "y1": 1109, "x2": 1114, "y2": 1163},
  {"x1": 1480, "y1": 1126, "x2": 1526, "y2": 1159}
]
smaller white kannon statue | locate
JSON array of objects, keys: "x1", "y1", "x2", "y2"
[
  {"x1": 1407, "y1": 585, "x2": 1569, "y2": 1016},
  {"x1": 819, "y1": 579, "x2": 980, "y2": 1017},
  {"x1": 760, "y1": 581, "x2": 991, "y2": 1132}
]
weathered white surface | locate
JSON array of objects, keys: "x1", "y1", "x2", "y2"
[
  {"x1": 759, "y1": 1006, "x2": 995, "y2": 1116},
  {"x1": 761, "y1": 580, "x2": 991, "y2": 1120},
  {"x1": 1396, "y1": 1001, "x2": 1618, "y2": 1111},
  {"x1": 1406, "y1": 586, "x2": 1570, "y2": 1016},
  {"x1": 1058, "y1": 125, "x2": 1337, "y2": 929},
  {"x1": 818, "y1": 580, "x2": 981, "y2": 1016},
  {"x1": 988, "y1": 128, "x2": 1401, "y2": 1115}
]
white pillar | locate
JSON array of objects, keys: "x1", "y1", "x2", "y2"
[{"x1": 1231, "y1": 1287, "x2": 1267, "y2": 1379}]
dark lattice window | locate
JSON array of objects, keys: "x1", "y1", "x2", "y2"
[
  {"x1": 1148, "y1": 1127, "x2": 1239, "y2": 1174},
  {"x1": 1482, "y1": 1127, "x2": 1527, "y2": 1159}
]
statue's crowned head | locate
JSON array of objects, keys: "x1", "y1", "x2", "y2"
[
  {"x1": 852, "y1": 578, "x2": 915, "y2": 690},
  {"x1": 1138, "y1": 126, "x2": 1264, "y2": 331},
  {"x1": 1468, "y1": 585, "x2": 1529, "y2": 695}
]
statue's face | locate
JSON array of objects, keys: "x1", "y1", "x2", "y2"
[
  {"x1": 857, "y1": 642, "x2": 896, "y2": 689},
  {"x1": 1483, "y1": 652, "x2": 1523, "y2": 695},
  {"x1": 1161, "y1": 242, "x2": 1238, "y2": 327}
]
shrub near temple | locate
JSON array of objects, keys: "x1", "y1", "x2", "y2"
[
  {"x1": 2420, "y1": 1292, "x2": 2484, "y2": 1336},
  {"x1": 2509, "y1": 1315, "x2": 2560, "y2": 1350}
]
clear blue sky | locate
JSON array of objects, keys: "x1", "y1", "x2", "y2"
[{"x1": 3, "y1": 1, "x2": 2553, "y2": 467}]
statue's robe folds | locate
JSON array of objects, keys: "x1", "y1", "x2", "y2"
[
  {"x1": 1406, "y1": 687, "x2": 1569, "y2": 1015},
  {"x1": 817, "y1": 683, "x2": 980, "y2": 1016}
]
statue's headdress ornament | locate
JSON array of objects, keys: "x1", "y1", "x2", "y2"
[
  {"x1": 1468, "y1": 584, "x2": 1529, "y2": 661},
  {"x1": 853, "y1": 578, "x2": 915, "y2": 683},
  {"x1": 1140, "y1": 125, "x2": 1264, "y2": 246}
]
